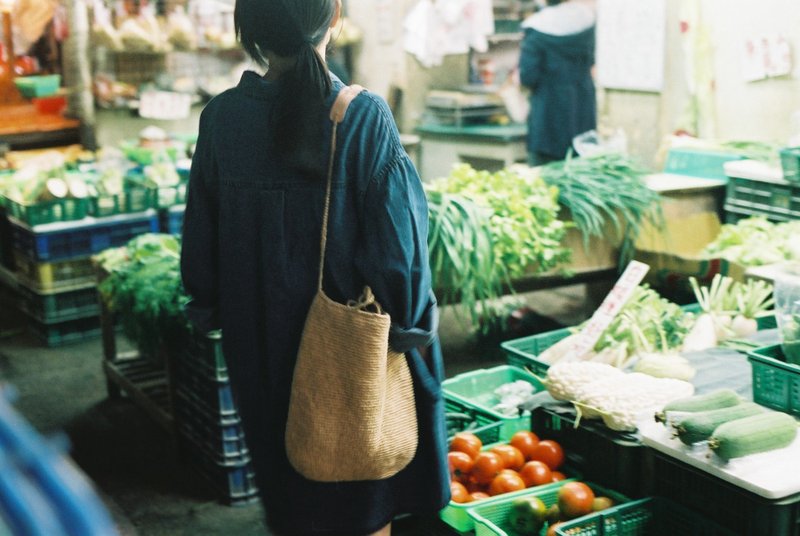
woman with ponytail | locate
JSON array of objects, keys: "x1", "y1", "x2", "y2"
[{"x1": 180, "y1": 1, "x2": 450, "y2": 534}]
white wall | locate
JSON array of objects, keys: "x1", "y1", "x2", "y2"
[
  {"x1": 347, "y1": 0, "x2": 800, "y2": 165},
  {"x1": 704, "y1": 0, "x2": 800, "y2": 142},
  {"x1": 601, "y1": 0, "x2": 800, "y2": 167}
]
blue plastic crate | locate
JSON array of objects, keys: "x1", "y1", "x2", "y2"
[
  {"x1": 160, "y1": 204, "x2": 185, "y2": 235},
  {"x1": 17, "y1": 283, "x2": 100, "y2": 324},
  {"x1": 173, "y1": 361, "x2": 238, "y2": 419},
  {"x1": 173, "y1": 329, "x2": 227, "y2": 381},
  {"x1": 174, "y1": 396, "x2": 249, "y2": 465},
  {"x1": 11, "y1": 211, "x2": 159, "y2": 262},
  {"x1": 182, "y1": 443, "x2": 259, "y2": 507},
  {"x1": 27, "y1": 315, "x2": 102, "y2": 347}
]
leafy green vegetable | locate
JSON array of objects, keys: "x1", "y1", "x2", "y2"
[
  {"x1": 425, "y1": 164, "x2": 570, "y2": 331},
  {"x1": 718, "y1": 140, "x2": 782, "y2": 166},
  {"x1": 532, "y1": 152, "x2": 663, "y2": 265},
  {"x1": 97, "y1": 234, "x2": 189, "y2": 358},
  {"x1": 576, "y1": 285, "x2": 694, "y2": 364},
  {"x1": 702, "y1": 217, "x2": 800, "y2": 266}
]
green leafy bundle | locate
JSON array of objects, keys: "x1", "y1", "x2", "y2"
[
  {"x1": 425, "y1": 164, "x2": 570, "y2": 330},
  {"x1": 534, "y1": 152, "x2": 662, "y2": 265},
  {"x1": 97, "y1": 234, "x2": 189, "y2": 358},
  {"x1": 702, "y1": 216, "x2": 800, "y2": 266}
]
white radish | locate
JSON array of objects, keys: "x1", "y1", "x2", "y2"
[
  {"x1": 712, "y1": 313, "x2": 733, "y2": 341},
  {"x1": 730, "y1": 314, "x2": 758, "y2": 338},
  {"x1": 681, "y1": 313, "x2": 718, "y2": 352}
]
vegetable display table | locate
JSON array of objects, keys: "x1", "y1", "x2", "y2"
[
  {"x1": 416, "y1": 123, "x2": 528, "y2": 182},
  {"x1": 0, "y1": 103, "x2": 81, "y2": 151}
]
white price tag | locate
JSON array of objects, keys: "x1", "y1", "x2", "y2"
[
  {"x1": 570, "y1": 260, "x2": 651, "y2": 358},
  {"x1": 139, "y1": 91, "x2": 192, "y2": 120}
]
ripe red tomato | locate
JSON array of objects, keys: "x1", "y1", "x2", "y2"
[
  {"x1": 519, "y1": 460, "x2": 553, "y2": 488},
  {"x1": 551, "y1": 470, "x2": 567, "y2": 482},
  {"x1": 450, "y1": 480, "x2": 471, "y2": 504},
  {"x1": 488, "y1": 470, "x2": 526, "y2": 496},
  {"x1": 531, "y1": 439, "x2": 564, "y2": 470},
  {"x1": 465, "y1": 478, "x2": 486, "y2": 494},
  {"x1": 471, "y1": 451, "x2": 504, "y2": 485},
  {"x1": 450, "y1": 432, "x2": 482, "y2": 459},
  {"x1": 546, "y1": 521, "x2": 564, "y2": 536},
  {"x1": 509, "y1": 430, "x2": 540, "y2": 460},
  {"x1": 470, "y1": 491, "x2": 491, "y2": 501},
  {"x1": 557, "y1": 482, "x2": 595, "y2": 519},
  {"x1": 491, "y1": 444, "x2": 525, "y2": 471},
  {"x1": 448, "y1": 451, "x2": 474, "y2": 482}
]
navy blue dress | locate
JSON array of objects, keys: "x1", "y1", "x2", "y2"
[
  {"x1": 180, "y1": 72, "x2": 450, "y2": 535},
  {"x1": 519, "y1": 25, "x2": 596, "y2": 160}
]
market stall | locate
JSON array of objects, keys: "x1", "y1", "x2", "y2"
[{"x1": 2, "y1": 0, "x2": 800, "y2": 533}]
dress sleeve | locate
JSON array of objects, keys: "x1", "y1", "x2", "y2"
[
  {"x1": 519, "y1": 29, "x2": 544, "y2": 90},
  {"x1": 355, "y1": 150, "x2": 439, "y2": 354},
  {"x1": 180, "y1": 106, "x2": 220, "y2": 333}
]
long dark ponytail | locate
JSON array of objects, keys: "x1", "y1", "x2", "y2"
[{"x1": 234, "y1": 0, "x2": 337, "y2": 177}]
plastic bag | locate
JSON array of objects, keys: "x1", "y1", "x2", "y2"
[{"x1": 572, "y1": 127, "x2": 628, "y2": 157}]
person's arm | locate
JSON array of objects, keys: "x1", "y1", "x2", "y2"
[
  {"x1": 354, "y1": 149, "x2": 438, "y2": 355},
  {"x1": 180, "y1": 107, "x2": 220, "y2": 334},
  {"x1": 519, "y1": 29, "x2": 544, "y2": 90}
]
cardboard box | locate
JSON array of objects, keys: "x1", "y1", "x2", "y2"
[{"x1": 634, "y1": 211, "x2": 747, "y2": 296}]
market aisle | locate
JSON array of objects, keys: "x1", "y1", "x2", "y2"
[{"x1": 0, "y1": 286, "x2": 592, "y2": 535}]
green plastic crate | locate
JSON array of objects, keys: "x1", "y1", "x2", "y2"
[
  {"x1": 554, "y1": 497, "x2": 736, "y2": 536},
  {"x1": 439, "y1": 448, "x2": 582, "y2": 534},
  {"x1": 502, "y1": 305, "x2": 776, "y2": 375},
  {"x1": 4, "y1": 195, "x2": 91, "y2": 226},
  {"x1": 443, "y1": 365, "x2": 545, "y2": 440},
  {"x1": 649, "y1": 450, "x2": 800, "y2": 535},
  {"x1": 747, "y1": 344, "x2": 800, "y2": 418},
  {"x1": 445, "y1": 403, "x2": 503, "y2": 447},
  {"x1": 14, "y1": 74, "x2": 61, "y2": 98},
  {"x1": 90, "y1": 187, "x2": 157, "y2": 217},
  {"x1": 501, "y1": 328, "x2": 571, "y2": 376},
  {"x1": 724, "y1": 174, "x2": 800, "y2": 222},
  {"x1": 468, "y1": 481, "x2": 629, "y2": 536},
  {"x1": 780, "y1": 147, "x2": 800, "y2": 183},
  {"x1": 663, "y1": 148, "x2": 742, "y2": 180}
]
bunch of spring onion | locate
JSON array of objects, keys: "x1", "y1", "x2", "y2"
[{"x1": 521, "y1": 152, "x2": 663, "y2": 265}]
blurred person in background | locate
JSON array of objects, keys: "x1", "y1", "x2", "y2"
[{"x1": 519, "y1": 0, "x2": 596, "y2": 166}]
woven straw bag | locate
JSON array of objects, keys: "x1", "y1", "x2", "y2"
[{"x1": 285, "y1": 86, "x2": 419, "y2": 482}]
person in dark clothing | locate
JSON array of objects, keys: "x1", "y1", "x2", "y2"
[
  {"x1": 179, "y1": 1, "x2": 450, "y2": 535},
  {"x1": 519, "y1": 0, "x2": 597, "y2": 165}
]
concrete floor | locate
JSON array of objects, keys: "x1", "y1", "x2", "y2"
[{"x1": 0, "y1": 285, "x2": 594, "y2": 536}]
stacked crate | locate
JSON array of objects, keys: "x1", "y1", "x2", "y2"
[
  {"x1": 172, "y1": 331, "x2": 259, "y2": 506},
  {"x1": 6, "y1": 193, "x2": 159, "y2": 345}
]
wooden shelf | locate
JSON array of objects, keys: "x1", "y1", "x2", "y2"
[
  {"x1": 103, "y1": 353, "x2": 173, "y2": 432},
  {"x1": 0, "y1": 103, "x2": 81, "y2": 150}
]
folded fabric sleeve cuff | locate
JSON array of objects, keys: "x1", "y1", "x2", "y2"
[{"x1": 389, "y1": 294, "x2": 439, "y2": 353}]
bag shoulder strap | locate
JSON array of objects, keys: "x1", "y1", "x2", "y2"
[{"x1": 317, "y1": 84, "x2": 365, "y2": 291}]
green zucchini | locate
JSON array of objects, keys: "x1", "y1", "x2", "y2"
[
  {"x1": 673, "y1": 402, "x2": 763, "y2": 445},
  {"x1": 655, "y1": 388, "x2": 741, "y2": 424},
  {"x1": 709, "y1": 411, "x2": 798, "y2": 461}
]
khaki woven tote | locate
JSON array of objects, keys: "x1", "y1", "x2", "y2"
[{"x1": 285, "y1": 85, "x2": 419, "y2": 482}]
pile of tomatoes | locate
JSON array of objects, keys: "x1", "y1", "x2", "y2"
[{"x1": 447, "y1": 430, "x2": 566, "y2": 504}]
